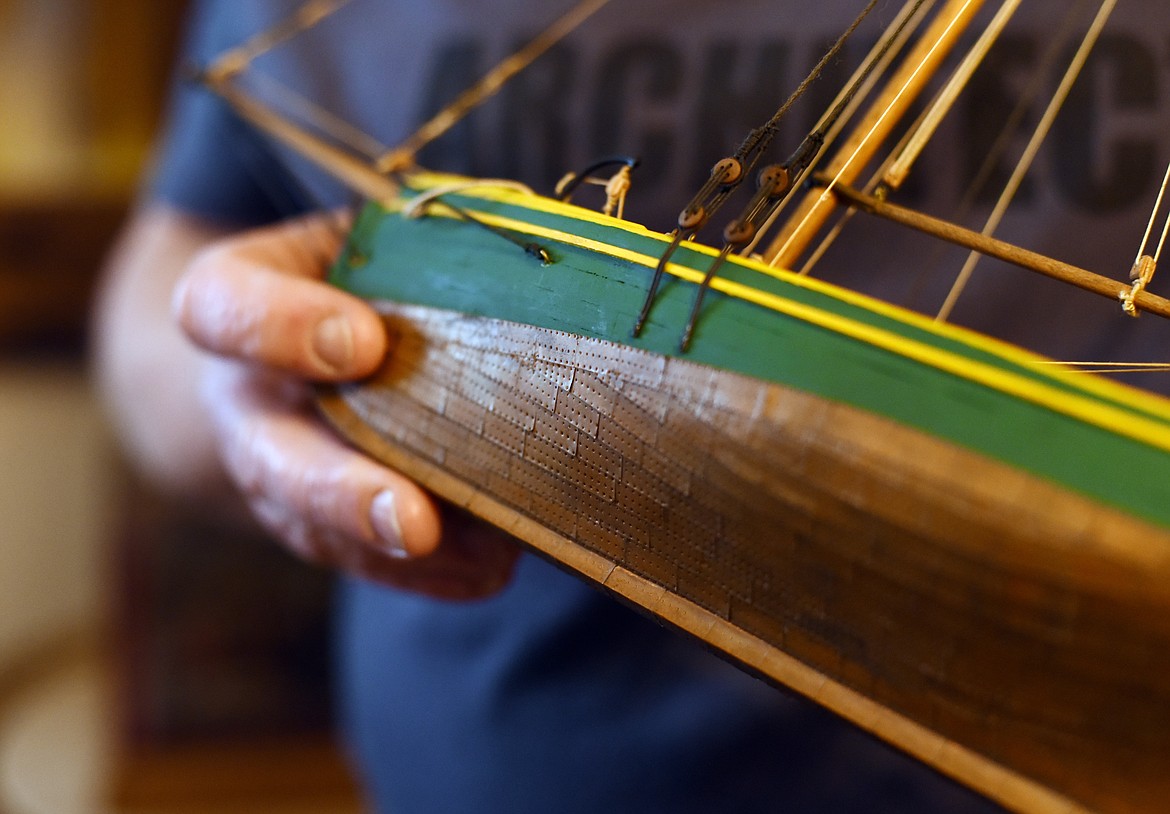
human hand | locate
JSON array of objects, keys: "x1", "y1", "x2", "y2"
[{"x1": 173, "y1": 212, "x2": 519, "y2": 600}]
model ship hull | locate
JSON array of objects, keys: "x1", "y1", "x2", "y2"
[{"x1": 318, "y1": 175, "x2": 1170, "y2": 813}]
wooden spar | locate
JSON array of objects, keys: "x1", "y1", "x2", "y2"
[
  {"x1": 201, "y1": 75, "x2": 400, "y2": 205},
  {"x1": 763, "y1": 0, "x2": 986, "y2": 268},
  {"x1": 828, "y1": 180, "x2": 1170, "y2": 319},
  {"x1": 204, "y1": 0, "x2": 352, "y2": 79},
  {"x1": 200, "y1": 0, "x2": 610, "y2": 198},
  {"x1": 374, "y1": 0, "x2": 612, "y2": 173},
  {"x1": 881, "y1": 0, "x2": 1024, "y2": 191}
]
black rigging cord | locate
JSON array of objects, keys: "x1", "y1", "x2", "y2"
[
  {"x1": 632, "y1": 0, "x2": 884, "y2": 340},
  {"x1": 678, "y1": 0, "x2": 932, "y2": 351},
  {"x1": 428, "y1": 198, "x2": 555, "y2": 265},
  {"x1": 555, "y1": 156, "x2": 641, "y2": 203}
]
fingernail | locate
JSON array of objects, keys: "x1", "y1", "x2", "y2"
[
  {"x1": 312, "y1": 315, "x2": 354, "y2": 373},
  {"x1": 371, "y1": 490, "x2": 408, "y2": 558}
]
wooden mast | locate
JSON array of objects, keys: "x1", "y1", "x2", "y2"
[{"x1": 763, "y1": 0, "x2": 986, "y2": 268}]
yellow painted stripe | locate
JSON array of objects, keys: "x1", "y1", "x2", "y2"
[
  {"x1": 399, "y1": 172, "x2": 1170, "y2": 419},
  {"x1": 387, "y1": 178, "x2": 1170, "y2": 447}
]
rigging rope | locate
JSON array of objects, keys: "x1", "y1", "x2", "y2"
[
  {"x1": 635, "y1": 0, "x2": 901, "y2": 343},
  {"x1": 206, "y1": 0, "x2": 353, "y2": 80},
  {"x1": 404, "y1": 180, "x2": 553, "y2": 264},
  {"x1": 764, "y1": 0, "x2": 985, "y2": 270},
  {"x1": 880, "y1": 0, "x2": 1024, "y2": 192},
  {"x1": 795, "y1": 0, "x2": 1024, "y2": 276},
  {"x1": 245, "y1": 69, "x2": 389, "y2": 159},
  {"x1": 884, "y1": 0, "x2": 1100, "y2": 305},
  {"x1": 1134, "y1": 162, "x2": 1170, "y2": 267},
  {"x1": 374, "y1": 0, "x2": 613, "y2": 173},
  {"x1": 935, "y1": 0, "x2": 1118, "y2": 322},
  {"x1": 1033, "y1": 361, "x2": 1170, "y2": 374},
  {"x1": 206, "y1": 0, "x2": 612, "y2": 180},
  {"x1": 1123, "y1": 160, "x2": 1170, "y2": 315},
  {"x1": 741, "y1": 0, "x2": 938, "y2": 262}
]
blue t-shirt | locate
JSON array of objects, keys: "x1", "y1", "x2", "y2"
[{"x1": 150, "y1": 1, "x2": 1170, "y2": 810}]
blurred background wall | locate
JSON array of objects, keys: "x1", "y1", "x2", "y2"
[
  {"x1": 0, "y1": 0, "x2": 180, "y2": 702},
  {"x1": 0, "y1": 0, "x2": 173, "y2": 808},
  {"x1": 0, "y1": 2, "x2": 360, "y2": 811}
]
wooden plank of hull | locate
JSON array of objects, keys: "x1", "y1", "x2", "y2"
[{"x1": 317, "y1": 303, "x2": 1170, "y2": 814}]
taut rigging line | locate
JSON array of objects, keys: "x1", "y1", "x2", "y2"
[{"x1": 633, "y1": 0, "x2": 913, "y2": 345}]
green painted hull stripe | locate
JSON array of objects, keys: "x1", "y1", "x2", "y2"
[
  {"x1": 330, "y1": 196, "x2": 1170, "y2": 529},
  {"x1": 397, "y1": 185, "x2": 1170, "y2": 427}
]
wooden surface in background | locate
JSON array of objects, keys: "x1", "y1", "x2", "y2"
[
  {"x1": 0, "y1": 4, "x2": 357, "y2": 811},
  {"x1": 113, "y1": 736, "x2": 364, "y2": 814}
]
